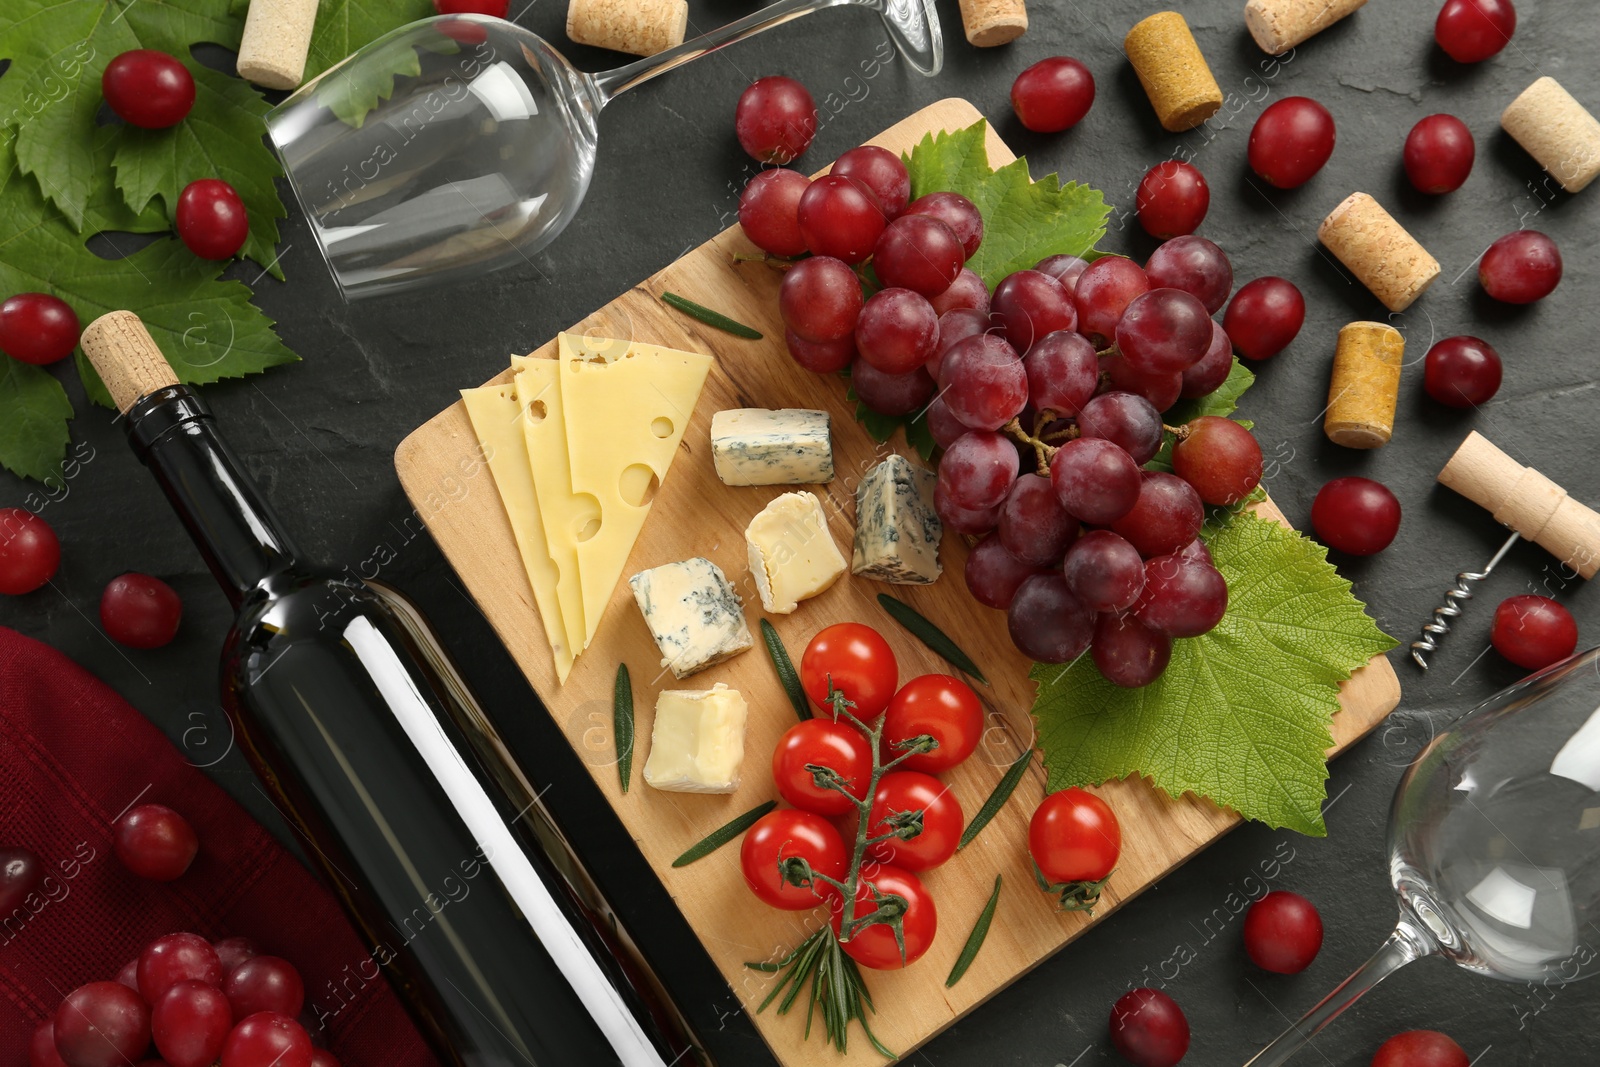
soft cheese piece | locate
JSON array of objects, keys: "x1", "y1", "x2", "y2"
[
  {"x1": 710, "y1": 408, "x2": 834, "y2": 486},
  {"x1": 558, "y1": 333, "x2": 714, "y2": 649},
  {"x1": 745, "y1": 492, "x2": 848, "y2": 614},
  {"x1": 852, "y1": 454, "x2": 943, "y2": 584},
  {"x1": 643, "y1": 683, "x2": 749, "y2": 794},
  {"x1": 628, "y1": 557, "x2": 753, "y2": 679},
  {"x1": 459, "y1": 385, "x2": 575, "y2": 682}
]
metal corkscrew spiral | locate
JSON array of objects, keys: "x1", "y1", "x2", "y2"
[{"x1": 1411, "y1": 534, "x2": 1521, "y2": 670}]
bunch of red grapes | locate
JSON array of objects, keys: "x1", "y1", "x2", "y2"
[{"x1": 739, "y1": 143, "x2": 1276, "y2": 689}]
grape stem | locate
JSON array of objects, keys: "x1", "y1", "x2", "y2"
[
  {"x1": 1163, "y1": 423, "x2": 1190, "y2": 441},
  {"x1": 1002, "y1": 413, "x2": 1073, "y2": 475},
  {"x1": 731, "y1": 251, "x2": 795, "y2": 271}
]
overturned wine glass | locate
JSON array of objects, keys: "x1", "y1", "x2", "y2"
[
  {"x1": 265, "y1": 1, "x2": 940, "y2": 300},
  {"x1": 1244, "y1": 648, "x2": 1600, "y2": 1065}
]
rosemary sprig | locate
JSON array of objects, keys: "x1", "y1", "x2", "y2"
[
  {"x1": 613, "y1": 664, "x2": 634, "y2": 794},
  {"x1": 876, "y1": 593, "x2": 989, "y2": 685},
  {"x1": 748, "y1": 928, "x2": 894, "y2": 1058},
  {"x1": 946, "y1": 875, "x2": 1002, "y2": 987},
  {"x1": 958, "y1": 748, "x2": 1033, "y2": 851},
  {"x1": 760, "y1": 619, "x2": 811, "y2": 721},
  {"x1": 671, "y1": 801, "x2": 776, "y2": 868},
  {"x1": 661, "y1": 292, "x2": 763, "y2": 340}
]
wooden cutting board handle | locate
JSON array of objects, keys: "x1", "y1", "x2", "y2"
[{"x1": 80, "y1": 311, "x2": 178, "y2": 415}]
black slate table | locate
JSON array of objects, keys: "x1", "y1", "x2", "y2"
[{"x1": 5, "y1": 1, "x2": 1598, "y2": 1064}]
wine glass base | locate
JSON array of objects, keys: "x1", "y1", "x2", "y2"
[{"x1": 876, "y1": 0, "x2": 943, "y2": 77}]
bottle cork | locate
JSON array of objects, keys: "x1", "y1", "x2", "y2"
[
  {"x1": 1439, "y1": 431, "x2": 1600, "y2": 580},
  {"x1": 1243, "y1": 0, "x2": 1368, "y2": 55},
  {"x1": 1500, "y1": 76, "x2": 1600, "y2": 194},
  {"x1": 1124, "y1": 12, "x2": 1224, "y2": 132},
  {"x1": 960, "y1": 0, "x2": 1027, "y2": 47},
  {"x1": 1324, "y1": 321, "x2": 1403, "y2": 449},
  {"x1": 237, "y1": 0, "x2": 321, "y2": 91},
  {"x1": 1318, "y1": 192, "x2": 1441, "y2": 312},
  {"x1": 80, "y1": 312, "x2": 179, "y2": 415},
  {"x1": 566, "y1": 0, "x2": 688, "y2": 57}
]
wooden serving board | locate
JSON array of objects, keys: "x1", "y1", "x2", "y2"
[{"x1": 395, "y1": 98, "x2": 1402, "y2": 1066}]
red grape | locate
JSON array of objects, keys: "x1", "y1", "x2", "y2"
[
  {"x1": 176, "y1": 180, "x2": 248, "y2": 261},
  {"x1": 850, "y1": 358, "x2": 934, "y2": 417},
  {"x1": 965, "y1": 533, "x2": 1040, "y2": 609},
  {"x1": 1173, "y1": 416, "x2": 1263, "y2": 505},
  {"x1": 103, "y1": 51, "x2": 194, "y2": 129},
  {"x1": 856, "y1": 288, "x2": 939, "y2": 374},
  {"x1": 830, "y1": 145, "x2": 910, "y2": 219},
  {"x1": 220, "y1": 1012, "x2": 312, "y2": 1067},
  {"x1": 139, "y1": 933, "x2": 223, "y2": 1004},
  {"x1": 1111, "y1": 473, "x2": 1204, "y2": 559},
  {"x1": 0, "y1": 846, "x2": 43, "y2": 915},
  {"x1": 940, "y1": 431, "x2": 1020, "y2": 510},
  {"x1": 1109, "y1": 987, "x2": 1189, "y2": 1067},
  {"x1": 1049, "y1": 438, "x2": 1142, "y2": 525},
  {"x1": 1074, "y1": 256, "x2": 1149, "y2": 346},
  {"x1": 1249, "y1": 96, "x2": 1336, "y2": 189},
  {"x1": 1136, "y1": 160, "x2": 1210, "y2": 239},
  {"x1": 1063, "y1": 530, "x2": 1145, "y2": 613},
  {"x1": 1103, "y1": 352, "x2": 1183, "y2": 412},
  {"x1": 939, "y1": 334, "x2": 1027, "y2": 431},
  {"x1": 1091, "y1": 613, "x2": 1172, "y2": 689},
  {"x1": 873, "y1": 215, "x2": 964, "y2": 297},
  {"x1": 1077, "y1": 392, "x2": 1163, "y2": 465},
  {"x1": 115, "y1": 959, "x2": 140, "y2": 992},
  {"x1": 931, "y1": 308, "x2": 989, "y2": 379},
  {"x1": 54, "y1": 982, "x2": 152, "y2": 1067},
  {"x1": 152, "y1": 981, "x2": 231, "y2": 1067},
  {"x1": 0, "y1": 293, "x2": 80, "y2": 365},
  {"x1": 1181, "y1": 322, "x2": 1234, "y2": 398},
  {"x1": 780, "y1": 256, "x2": 862, "y2": 342},
  {"x1": 1116, "y1": 288, "x2": 1213, "y2": 374},
  {"x1": 433, "y1": 0, "x2": 509, "y2": 13},
  {"x1": 1010, "y1": 57, "x2": 1096, "y2": 132},
  {"x1": 32, "y1": 1019, "x2": 70, "y2": 1067},
  {"x1": 1144, "y1": 235, "x2": 1232, "y2": 314},
  {"x1": 0, "y1": 508, "x2": 61, "y2": 595},
  {"x1": 1423, "y1": 336, "x2": 1501, "y2": 408},
  {"x1": 797, "y1": 175, "x2": 886, "y2": 263},
  {"x1": 1435, "y1": 0, "x2": 1516, "y2": 63},
  {"x1": 904, "y1": 192, "x2": 983, "y2": 260},
  {"x1": 935, "y1": 480, "x2": 1000, "y2": 535},
  {"x1": 1024, "y1": 330, "x2": 1098, "y2": 416},
  {"x1": 1035, "y1": 254, "x2": 1089, "y2": 295},
  {"x1": 734, "y1": 76, "x2": 816, "y2": 164},
  {"x1": 738, "y1": 169, "x2": 809, "y2": 257},
  {"x1": 1404, "y1": 115, "x2": 1475, "y2": 194},
  {"x1": 785, "y1": 328, "x2": 855, "y2": 374},
  {"x1": 1135, "y1": 554, "x2": 1228, "y2": 637},
  {"x1": 212, "y1": 937, "x2": 259, "y2": 975},
  {"x1": 114, "y1": 804, "x2": 199, "y2": 881},
  {"x1": 1224, "y1": 276, "x2": 1304, "y2": 361},
  {"x1": 931, "y1": 269, "x2": 991, "y2": 316},
  {"x1": 1178, "y1": 538, "x2": 1212, "y2": 567},
  {"x1": 1479, "y1": 230, "x2": 1561, "y2": 304},
  {"x1": 926, "y1": 396, "x2": 969, "y2": 449},
  {"x1": 1371, "y1": 1030, "x2": 1470, "y2": 1067},
  {"x1": 1311, "y1": 477, "x2": 1401, "y2": 555},
  {"x1": 1243, "y1": 890, "x2": 1324, "y2": 974},
  {"x1": 1007, "y1": 575, "x2": 1093, "y2": 663},
  {"x1": 1491, "y1": 595, "x2": 1578, "y2": 671},
  {"x1": 991, "y1": 269, "x2": 1076, "y2": 353},
  {"x1": 310, "y1": 1051, "x2": 341, "y2": 1067},
  {"x1": 224, "y1": 957, "x2": 304, "y2": 1020},
  {"x1": 999, "y1": 474, "x2": 1079, "y2": 566},
  {"x1": 101, "y1": 573, "x2": 183, "y2": 649}
]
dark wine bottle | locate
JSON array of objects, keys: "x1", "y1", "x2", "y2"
[{"x1": 82, "y1": 311, "x2": 710, "y2": 1067}]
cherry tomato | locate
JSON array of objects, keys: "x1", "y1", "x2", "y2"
[
  {"x1": 800, "y1": 623, "x2": 898, "y2": 719},
  {"x1": 1109, "y1": 988, "x2": 1189, "y2": 1067},
  {"x1": 0, "y1": 508, "x2": 61, "y2": 595},
  {"x1": 1371, "y1": 1030, "x2": 1469, "y2": 1067},
  {"x1": 830, "y1": 864, "x2": 937, "y2": 969},
  {"x1": 772, "y1": 719, "x2": 872, "y2": 816},
  {"x1": 0, "y1": 293, "x2": 80, "y2": 365},
  {"x1": 881, "y1": 674, "x2": 983, "y2": 772},
  {"x1": 1029, "y1": 787, "x2": 1121, "y2": 884},
  {"x1": 102, "y1": 50, "x2": 194, "y2": 129},
  {"x1": 1242, "y1": 890, "x2": 1324, "y2": 974},
  {"x1": 739, "y1": 808, "x2": 848, "y2": 910},
  {"x1": 176, "y1": 179, "x2": 249, "y2": 261},
  {"x1": 861, "y1": 771, "x2": 962, "y2": 872}
]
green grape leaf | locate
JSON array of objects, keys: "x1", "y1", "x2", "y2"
[
  {"x1": 310, "y1": 29, "x2": 461, "y2": 128},
  {"x1": 0, "y1": 358, "x2": 73, "y2": 482},
  {"x1": 1031, "y1": 511, "x2": 1399, "y2": 836},
  {"x1": 904, "y1": 120, "x2": 1110, "y2": 289},
  {"x1": 111, "y1": 64, "x2": 287, "y2": 276}
]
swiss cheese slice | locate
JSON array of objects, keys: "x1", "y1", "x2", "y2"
[
  {"x1": 459, "y1": 385, "x2": 575, "y2": 683},
  {"x1": 510, "y1": 355, "x2": 593, "y2": 666},
  {"x1": 557, "y1": 332, "x2": 713, "y2": 649}
]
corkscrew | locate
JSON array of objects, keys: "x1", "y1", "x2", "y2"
[{"x1": 1412, "y1": 432, "x2": 1600, "y2": 670}]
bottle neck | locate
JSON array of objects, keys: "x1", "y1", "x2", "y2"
[{"x1": 126, "y1": 386, "x2": 301, "y2": 608}]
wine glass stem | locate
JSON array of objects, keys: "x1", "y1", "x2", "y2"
[
  {"x1": 1242, "y1": 918, "x2": 1435, "y2": 1067},
  {"x1": 588, "y1": 0, "x2": 867, "y2": 105}
]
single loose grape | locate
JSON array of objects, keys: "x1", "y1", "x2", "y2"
[
  {"x1": 1491, "y1": 595, "x2": 1578, "y2": 671},
  {"x1": 1479, "y1": 230, "x2": 1561, "y2": 304},
  {"x1": 1404, "y1": 114, "x2": 1475, "y2": 194},
  {"x1": 1435, "y1": 0, "x2": 1516, "y2": 63},
  {"x1": 1010, "y1": 57, "x2": 1096, "y2": 133},
  {"x1": 1136, "y1": 160, "x2": 1210, "y2": 239},
  {"x1": 1224, "y1": 277, "x2": 1305, "y2": 361},
  {"x1": 734, "y1": 76, "x2": 816, "y2": 163},
  {"x1": 0, "y1": 293, "x2": 80, "y2": 365},
  {"x1": 1311, "y1": 477, "x2": 1401, "y2": 555},
  {"x1": 1423, "y1": 336, "x2": 1502, "y2": 408},
  {"x1": 1248, "y1": 97, "x2": 1336, "y2": 189}
]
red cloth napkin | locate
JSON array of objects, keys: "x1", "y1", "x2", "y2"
[{"x1": 0, "y1": 625, "x2": 440, "y2": 1066}]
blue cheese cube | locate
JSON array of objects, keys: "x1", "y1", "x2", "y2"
[
  {"x1": 852, "y1": 455, "x2": 942, "y2": 584},
  {"x1": 628, "y1": 558, "x2": 753, "y2": 679},
  {"x1": 710, "y1": 408, "x2": 834, "y2": 486}
]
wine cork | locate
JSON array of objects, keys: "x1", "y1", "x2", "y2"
[
  {"x1": 1124, "y1": 12, "x2": 1223, "y2": 132},
  {"x1": 1243, "y1": 0, "x2": 1368, "y2": 54},
  {"x1": 1501, "y1": 76, "x2": 1600, "y2": 194},
  {"x1": 80, "y1": 312, "x2": 179, "y2": 415},
  {"x1": 1439, "y1": 431, "x2": 1600, "y2": 579},
  {"x1": 237, "y1": 0, "x2": 320, "y2": 91},
  {"x1": 960, "y1": 0, "x2": 1028, "y2": 47},
  {"x1": 1318, "y1": 193, "x2": 1440, "y2": 312},
  {"x1": 566, "y1": 0, "x2": 688, "y2": 57},
  {"x1": 1324, "y1": 321, "x2": 1403, "y2": 449}
]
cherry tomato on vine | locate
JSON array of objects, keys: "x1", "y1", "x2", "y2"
[
  {"x1": 830, "y1": 864, "x2": 936, "y2": 969},
  {"x1": 739, "y1": 809, "x2": 848, "y2": 910},
  {"x1": 771, "y1": 719, "x2": 872, "y2": 816},
  {"x1": 800, "y1": 623, "x2": 898, "y2": 719},
  {"x1": 880, "y1": 674, "x2": 983, "y2": 773},
  {"x1": 1029, "y1": 787, "x2": 1121, "y2": 885},
  {"x1": 1242, "y1": 890, "x2": 1324, "y2": 974},
  {"x1": 0, "y1": 508, "x2": 61, "y2": 595},
  {"x1": 861, "y1": 771, "x2": 963, "y2": 872},
  {"x1": 177, "y1": 180, "x2": 249, "y2": 261},
  {"x1": 102, "y1": 50, "x2": 194, "y2": 129},
  {"x1": 0, "y1": 293, "x2": 80, "y2": 365},
  {"x1": 1370, "y1": 1030, "x2": 1469, "y2": 1067}
]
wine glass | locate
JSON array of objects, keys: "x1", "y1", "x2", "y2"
[
  {"x1": 1245, "y1": 648, "x2": 1600, "y2": 1065},
  {"x1": 265, "y1": 1, "x2": 941, "y2": 300}
]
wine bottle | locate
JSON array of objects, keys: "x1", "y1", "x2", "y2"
[{"x1": 80, "y1": 311, "x2": 710, "y2": 1067}]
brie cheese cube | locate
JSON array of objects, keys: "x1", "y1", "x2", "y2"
[
  {"x1": 628, "y1": 558, "x2": 753, "y2": 679},
  {"x1": 852, "y1": 455, "x2": 943, "y2": 584},
  {"x1": 710, "y1": 408, "x2": 834, "y2": 486},
  {"x1": 643, "y1": 683, "x2": 749, "y2": 794},
  {"x1": 745, "y1": 491, "x2": 848, "y2": 614}
]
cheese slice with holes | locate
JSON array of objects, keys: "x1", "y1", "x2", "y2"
[
  {"x1": 510, "y1": 355, "x2": 591, "y2": 664},
  {"x1": 460, "y1": 384, "x2": 575, "y2": 682},
  {"x1": 557, "y1": 333, "x2": 713, "y2": 649}
]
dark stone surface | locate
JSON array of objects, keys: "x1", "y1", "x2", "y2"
[{"x1": 4, "y1": 1, "x2": 1599, "y2": 1064}]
